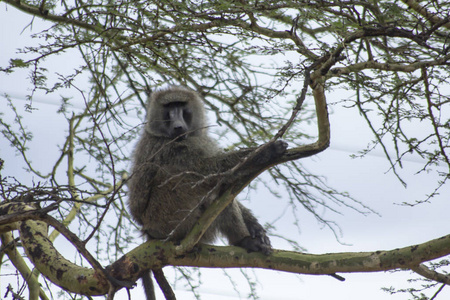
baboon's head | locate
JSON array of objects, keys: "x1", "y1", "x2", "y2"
[{"x1": 146, "y1": 86, "x2": 206, "y2": 140}]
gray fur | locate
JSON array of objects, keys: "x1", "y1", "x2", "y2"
[{"x1": 127, "y1": 86, "x2": 281, "y2": 298}]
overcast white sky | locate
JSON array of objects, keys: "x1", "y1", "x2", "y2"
[{"x1": 1, "y1": 4, "x2": 450, "y2": 300}]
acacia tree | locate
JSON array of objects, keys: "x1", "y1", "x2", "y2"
[{"x1": 1, "y1": 0, "x2": 449, "y2": 299}]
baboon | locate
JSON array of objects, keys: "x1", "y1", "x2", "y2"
[{"x1": 127, "y1": 86, "x2": 287, "y2": 299}]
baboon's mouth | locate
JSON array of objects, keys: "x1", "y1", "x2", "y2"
[{"x1": 173, "y1": 134, "x2": 187, "y2": 142}]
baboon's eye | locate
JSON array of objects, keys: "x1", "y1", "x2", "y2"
[
  {"x1": 163, "y1": 111, "x2": 169, "y2": 120},
  {"x1": 183, "y1": 108, "x2": 192, "y2": 125},
  {"x1": 163, "y1": 110, "x2": 171, "y2": 126}
]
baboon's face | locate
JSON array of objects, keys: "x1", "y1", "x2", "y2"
[
  {"x1": 146, "y1": 87, "x2": 205, "y2": 139},
  {"x1": 162, "y1": 101, "x2": 193, "y2": 140}
]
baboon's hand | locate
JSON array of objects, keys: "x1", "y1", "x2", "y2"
[
  {"x1": 253, "y1": 140, "x2": 288, "y2": 166},
  {"x1": 271, "y1": 140, "x2": 288, "y2": 156}
]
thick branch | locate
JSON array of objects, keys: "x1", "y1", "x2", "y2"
[
  {"x1": 0, "y1": 202, "x2": 109, "y2": 295},
  {"x1": 283, "y1": 74, "x2": 330, "y2": 161},
  {"x1": 176, "y1": 141, "x2": 287, "y2": 253},
  {"x1": 0, "y1": 232, "x2": 48, "y2": 300},
  {"x1": 18, "y1": 217, "x2": 110, "y2": 295},
  {"x1": 112, "y1": 234, "x2": 450, "y2": 281},
  {"x1": 4, "y1": 201, "x2": 450, "y2": 296}
]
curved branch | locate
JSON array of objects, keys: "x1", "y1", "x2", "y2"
[
  {"x1": 1, "y1": 0, "x2": 99, "y2": 32},
  {"x1": 283, "y1": 72, "x2": 330, "y2": 161},
  {"x1": 3, "y1": 201, "x2": 450, "y2": 297},
  {"x1": 330, "y1": 55, "x2": 450, "y2": 77},
  {"x1": 412, "y1": 264, "x2": 450, "y2": 285},
  {"x1": 401, "y1": 0, "x2": 450, "y2": 30},
  {"x1": 176, "y1": 142, "x2": 287, "y2": 253},
  {"x1": 18, "y1": 218, "x2": 110, "y2": 295},
  {"x1": 109, "y1": 234, "x2": 450, "y2": 287},
  {"x1": 5, "y1": 203, "x2": 110, "y2": 295},
  {"x1": 166, "y1": 235, "x2": 450, "y2": 275},
  {"x1": 0, "y1": 232, "x2": 48, "y2": 300}
]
